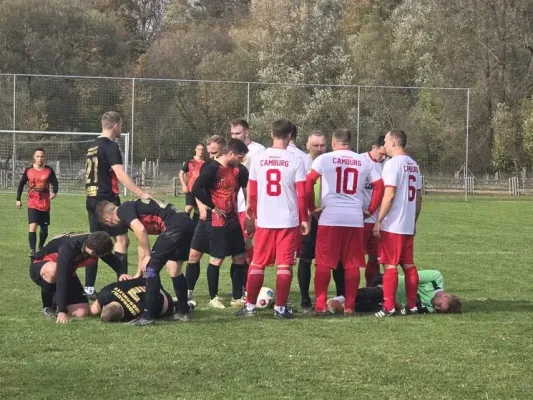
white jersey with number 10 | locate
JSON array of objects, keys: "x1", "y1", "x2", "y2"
[
  {"x1": 249, "y1": 148, "x2": 306, "y2": 229},
  {"x1": 310, "y1": 149, "x2": 382, "y2": 228},
  {"x1": 381, "y1": 154, "x2": 421, "y2": 235}
]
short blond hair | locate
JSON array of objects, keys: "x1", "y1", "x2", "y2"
[
  {"x1": 101, "y1": 111, "x2": 122, "y2": 130},
  {"x1": 100, "y1": 302, "x2": 124, "y2": 322}
]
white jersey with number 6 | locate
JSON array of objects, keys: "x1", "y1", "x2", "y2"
[
  {"x1": 381, "y1": 154, "x2": 421, "y2": 235},
  {"x1": 249, "y1": 148, "x2": 306, "y2": 229},
  {"x1": 310, "y1": 150, "x2": 382, "y2": 228},
  {"x1": 362, "y1": 152, "x2": 385, "y2": 223}
]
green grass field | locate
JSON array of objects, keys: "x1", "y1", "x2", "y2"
[{"x1": 0, "y1": 193, "x2": 532, "y2": 399}]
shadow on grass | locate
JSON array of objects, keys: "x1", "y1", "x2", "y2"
[{"x1": 465, "y1": 299, "x2": 533, "y2": 313}]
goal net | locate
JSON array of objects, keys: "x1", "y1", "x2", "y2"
[{"x1": 0, "y1": 130, "x2": 129, "y2": 194}]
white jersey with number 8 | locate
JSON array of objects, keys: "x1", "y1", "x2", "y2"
[
  {"x1": 310, "y1": 150, "x2": 382, "y2": 228},
  {"x1": 249, "y1": 148, "x2": 306, "y2": 229},
  {"x1": 381, "y1": 154, "x2": 421, "y2": 235}
]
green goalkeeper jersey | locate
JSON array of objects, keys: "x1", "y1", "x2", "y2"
[
  {"x1": 396, "y1": 270, "x2": 444, "y2": 312},
  {"x1": 315, "y1": 176, "x2": 321, "y2": 207}
]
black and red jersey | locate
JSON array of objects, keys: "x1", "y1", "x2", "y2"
[
  {"x1": 181, "y1": 158, "x2": 205, "y2": 192},
  {"x1": 85, "y1": 136, "x2": 123, "y2": 199},
  {"x1": 191, "y1": 161, "x2": 248, "y2": 227},
  {"x1": 16, "y1": 165, "x2": 58, "y2": 211},
  {"x1": 116, "y1": 199, "x2": 180, "y2": 235},
  {"x1": 31, "y1": 233, "x2": 123, "y2": 313}
]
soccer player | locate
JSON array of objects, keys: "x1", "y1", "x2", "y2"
[
  {"x1": 29, "y1": 232, "x2": 129, "y2": 324},
  {"x1": 362, "y1": 135, "x2": 388, "y2": 285},
  {"x1": 84, "y1": 111, "x2": 150, "y2": 299},
  {"x1": 297, "y1": 130, "x2": 327, "y2": 311},
  {"x1": 16, "y1": 148, "x2": 58, "y2": 254},
  {"x1": 230, "y1": 118, "x2": 266, "y2": 288},
  {"x1": 190, "y1": 139, "x2": 249, "y2": 309},
  {"x1": 96, "y1": 198, "x2": 195, "y2": 325},
  {"x1": 373, "y1": 129, "x2": 422, "y2": 317},
  {"x1": 306, "y1": 128, "x2": 384, "y2": 316},
  {"x1": 179, "y1": 143, "x2": 205, "y2": 221},
  {"x1": 327, "y1": 270, "x2": 462, "y2": 314},
  {"x1": 235, "y1": 118, "x2": 310, "y2": 319},
  {"x1": 90, "y1": 278, "x2": 196, "y2": 322},
  {"x1": 287, "y1": 124, "x2": 312, "y2": 170}
]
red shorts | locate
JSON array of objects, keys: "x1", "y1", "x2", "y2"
[
  {"x1": 252, "y1": 227, "x2": 299, "y2": 266},
  {"x1": 378, "y1": 231, "x2": 414, "y2": 266},
  {"x1": 238, "y1": 211, "x2": 255, "y2": 240},
  {"x1": 363, "y1": 223, "x2": 379, "y2": 256},
  {"x1": 315, "y1": 226, "x2": 365, "y2": 270}
]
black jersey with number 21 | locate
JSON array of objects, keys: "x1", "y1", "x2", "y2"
[{"x1": 85, "y1": 136, "x2": 123, "y2": 199}]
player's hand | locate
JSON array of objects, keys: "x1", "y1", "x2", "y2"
[
  {"x1": 133, "y1": 271, "x2": 143, "y2": 279},
  {"x1": 245, "y1": 205, "x2": 255, "y2": 220},
  {"x1": 212, "y1": 207, "x2": 227, "y2": 218},
  {"x1": 140, "y1": 192, "x2": 152, "y2": 200},
  {"x1": 363, "y1": 209, "x2": 372, "y2": 219},
  {"x1": 140, "y1": 256, "x2": 151, "y2": 273},
  {"x1": 300, "y1": 220, "x2": 311, "y2": 236},
  {"x1": 119, "y1": 274, "x2": 133, "y2": 281},
  {"x1": 50, "y1": 193, "x2": 56, "y2": 200},
  {"x1": 244, "y1": 217, "x2": 255, "y2": 236},
  {"x1": 56, "y1": 312, "x2": 69, "y2": 324},
  {"x1": 16, "y1": 201, "x2": 21, "y2": 209},
  {"x1": 310, "y1": 206, "x2": 324, "y2": 219},
  {"x1": 372, "y1": 222, "x2": 381, "y2": 239}
]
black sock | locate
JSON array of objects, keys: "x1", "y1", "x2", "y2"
[
  {"x1": 172, "y1": 275, "x2": 190, "y2": 314},
  {"x1": 207, "y1": 263, "x2": 220, "y2": 299},
  {"x1": 333, "y1": 263, "x2": 345, "y2": 297},
  {"x1": 41, "y1": 290, "x2": 54, "y2": 308},
  {"x1": 242, "y1": 262, "x2": 249, "y2": 292},
  {"x1": 85, "y1": 260, "x2": 98, "y2": 287},
  {"x1": 143, "y1": 276, "x2": 161, "y2": 320},
  {"x1": 29, "y1": 232, "x2": 37, "y2": 252},
  {"x1": 231, "y1": 263, "x2": 245, "y2": 300},
  {"x1": 114, "y1": 251, "x2": 128, "y2": 276},
  {"x1": 185, "y1": 262, "x2": 200, "y2": 290},
  {"x1": 297, "y1": 259, "x2": 312, "y2": 303},
  {"x1": 38, "y1": 225, "x2": 48, "y2": 249}
]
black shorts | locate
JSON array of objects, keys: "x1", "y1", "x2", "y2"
[
  {"x1": 86, "y1": 196, "x2": 128, "y2": 237},
  {"x1": 190, "y1": 219, "x2": 209, "y2": 254},
  {"x1": 206, "y1": 218, "x2": 246, "y2": 259},
  {"x1": 185, "y1": 193, "x2": 198, "y2": 208},
  {"x1": 28, "y1": 208, "x2": 50, "y2": 226},
  {"x1": 29, "y1": 261, "x2": 88, "y2": 306},
  {"x1": 300, "y1": 217, "x2": 319, "y2": 261},
  {"x1": 156, "y1": 289, "x2": 175, "y2": 319},
  {"x1": 148, "y1": 213, "x2": 195, "y2": 272}
]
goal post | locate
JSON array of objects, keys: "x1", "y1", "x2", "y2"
[{"x1": 0, "y1": 130, "x2": 129, "y2": 195}]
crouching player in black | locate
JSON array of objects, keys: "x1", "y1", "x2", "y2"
[
  {"x1": 29, "y1": 232, "x2": 129, "y2": 324},
  {"x1": 90, "y1": 278, "x2": 196, "y2": 322},
  {"x1": 96, "y1": 198, "x2": 195, "y2": 325}
]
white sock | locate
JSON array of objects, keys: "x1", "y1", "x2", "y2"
[
  {"x1": 84, "y1": 286, "x2": 94, "y2": 295},
  {"x1": 274, "y1": 305, "x2": 285, "y2": 313},
  {"x1": 246, "y1": 303, "x2": 256, "y2": 311},
  {"x1": 188, "y1": 290, "x2": 193, "y2": 298}
]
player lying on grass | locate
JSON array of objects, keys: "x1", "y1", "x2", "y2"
[
  {"x1": 96, "y1": 198, "x2": 195, "y2": 325},
  {"x1": 29, "y1": 232, "x2": 130, "y2": 324},
  {"x1": 90, "y1": 278, "x2": 196, "y2": 323},
  {"x1": 326, "y1": 270, "x2": 462, "y2": 315}
]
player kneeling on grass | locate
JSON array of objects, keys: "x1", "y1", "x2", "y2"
[
  {"x1": 96, "y1": 198, "x2": 195, "y2": 325},
  {"x1": 90, "y1": 278, "x2": 196, "y2": 323},
  {"x1": 326, "y1": 270, "x2": 462, "y2": 315},
  {"x1": 29, "y1": 232, "x2": 130, "y2": 324}
]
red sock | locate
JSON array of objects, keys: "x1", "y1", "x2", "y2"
[
  {"x1": 382, "y1": 268, "x2": 399, "y2": 312},
  {"x1": 314, "y1": 266, "x2": 331, "y2": 312},
  {"x1": 344, "y1": 267, "x2": 360, "y2": 311},
  {"x1": 246, "y1": 265, "x2": 265, "y2": 306},
  {"x1": 275, "y1": 267, "x2": 292, "y2": 307},
  {"x1": 365, "y1": 259, "x2": 380, "y2": 287},
  {"x1": 246, "y1": 246, "x2": 254, "y2": 265},
  {"x1": 403, "y1": 266, "x2": 419, "y2": 310}
]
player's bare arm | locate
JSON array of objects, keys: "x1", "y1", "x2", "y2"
[
  {"x1": 90, "y1": 300, "x2": 102, "y2": 315},
  {"x1": 373, "y1": 186, "x2": 396, "y2": 239},
  {"x1": 178, "y1": 170, "x2": 188, "y2": 194},
  {"x1": 111, "y1": 164, "x2": 150, "y2": 199},
  {"x1": 415, "y1": 189, "x2": 422, "y2": 222},
  {"x1": 129, "y1": 219, "x2": 151, "y2": 275}
]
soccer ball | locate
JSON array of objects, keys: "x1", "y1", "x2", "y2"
[{"x1": 256, "y1": 287, "x2": 274, "y2": 309}]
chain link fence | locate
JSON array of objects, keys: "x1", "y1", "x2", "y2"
[{"x1": 1, "y1": 73, "x2": 504, "y2": 198}]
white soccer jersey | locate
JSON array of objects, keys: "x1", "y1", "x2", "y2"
[
  {"x1": 287, "y1": 143, "x2": 312, "y2": 171},
  {"x1": 310, "y1": 150, "x2": 382, "y2": 228},
  {"x1": 362, "y1": 152, "x2": 385, "y2": 223},
  {"x1": 237, "y1": 141, "x2": 266, "y2": 212},
  {"x1": 380, "y1": 154, "x2": 421, "y2": 235},
  {"x1": 249, "y1": 147, "x2": 306, "y2": 229}
]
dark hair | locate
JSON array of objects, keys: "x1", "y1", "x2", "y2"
[
  {"x1": 374, "y1": 135, "x2": 385, "y2": 147},
  {"x1": 271, "y1": 118, "x2": 294, "y2": 139},
  {"x1": 225, "y1": 138, "x2": 249, "y2": 155},
  {"x1": 34, "y1": 147, "x2": 45, "y2": 154},
  {"x1": 230, "y1": 118, "x2": 249, "y2": 130},
  {"x1": 388, "y1": 130, "x2": 407, "y2": 148},
  {"x1": 101, "y1": 302, "x2": 124, "y2": 322},
  {"x1": 101, "y1": 111, "x2": 122, "y2": 130},
  {"x1": 333, "y1": 128, "x2": 352, "y2": 145},
  {"x1": 291, "y1": 124, "x2": 298, "y2": 140},
  {"x1": 95, "y1": 201, "x2": 117, "y2": 225},
  {"x1": 195, "y1": 143, "x2": 205, "y2": 148},
  {"x1": 446, "y1": 295, "x2": 462, "y2": 314},
  {"x1": 84, "y1": 231, "x2": 114, "y2": 258}
]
